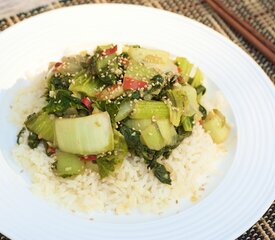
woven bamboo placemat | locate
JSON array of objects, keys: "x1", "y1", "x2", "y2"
[{"x1": 0, "y1": 0, "x2": 274, "y2": 239}]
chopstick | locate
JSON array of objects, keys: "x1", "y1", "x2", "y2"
[{"x1": 205, "y1": 0, "x2": 275, "y2": 65}]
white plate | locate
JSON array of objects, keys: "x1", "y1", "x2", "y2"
[{"x1": 0, "y1": 4, "x2": 274, "y2": 240}]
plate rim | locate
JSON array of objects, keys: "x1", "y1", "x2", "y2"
[{"x1": 0, "y1": 4, "x2": 274, "y2": 240}]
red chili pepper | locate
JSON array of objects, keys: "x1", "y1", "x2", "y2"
[
  {"x1": 81, "y1": 97, "x2": 92, "y2": 109},
  {"x1": 102, "y1": 45, "x2": 117, "y2": 56},
  {"x1": 177, "y1": 76, "x2": 183, "y2": 83},
  {"x1": 121, "y1": 58, "x2": 129, "y2": 66},
  {"x1": 80, "y1": 155, "x2": 97, "y2": 161},
  {"x1": 55, "y1": 62, "x2": 62, "y2": 68},
  {"x1": 52, "y1": 62, "x2": 62, "y2": 72},
  {"x1": 47, "y1": 146, "x2": 56, "y2": 155},
  {"x1": 123, "y1": 77, "x2": 148, "y2": 90}
]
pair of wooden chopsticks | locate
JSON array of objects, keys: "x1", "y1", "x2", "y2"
[{"x1": 205, "y1": 0, "x2": 275, "y2": 65}]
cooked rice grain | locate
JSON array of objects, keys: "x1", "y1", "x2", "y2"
[{"x1": 11, "y1": 79, "x2": 224, "y2": 214}]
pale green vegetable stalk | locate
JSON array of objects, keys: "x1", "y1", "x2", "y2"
[
  {"x1": 125, "y1": 119, "x2": 152, "y2": 131},
  {"x1": 166, "y1": 89, "x2": 184, "y2": 127},
  {"x1": 130, "y1": 100, "x2": 169, "y2": 119},
  {"x1": 190, "y1": 68, "x2": 204, "y2": 88},
  {"x1": 180, "y1": 84, "x2": 200, "y2": 117},
  {"x1": 156, "y1": 119, "x2": 177, "y2": 146},
  {"x1": 175, "y1": 57, "x2": 193, "y2": 82},
  {"x1": 54, "y1": 112, "x2": 114, "y2": 155},
  {"x1": 202, "y1": 109, "x2": 230, "y2": 144},
  {"x1": 55, "y1": 151, "x2": 85, "y2": 177},
  {"x1": 125, "y1": 60, "x2": 158, "y2": 81},
  {"x1": 115, "y1": 101, "x2": 133, "y2": 122},
  {"x1": 140, "y1": 123, "x2": 166, "y2": 151},
  {"x1": 25, "y1": 112, "x2": 55, "y2": 142}
]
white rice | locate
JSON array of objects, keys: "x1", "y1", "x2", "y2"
[{"x1": 11, "y1": 77, "x2": 225, "y2": 214}]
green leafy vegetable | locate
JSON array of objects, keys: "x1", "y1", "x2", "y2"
[
  {"x1": 51, "y1": 75, "x2": 70, "y2": 89},
  {"x1": 43, "y1": 90, "x2": 88, "y2": 116},
  {"x1": 199, "y1": 104, "x2": 207, "y2": 120},
  {"x1": 27, "y1": 132, "x2": 41, "y2": 149},
  {"x1": 119, "y1": 125, "x2": 171, "y2": 184},
  {"x1": 94, "y1": 53, "x2": 121, "y2": 85},
  {"x1": 175, "y1": 125, "x2": 192, "y2": 144},
  {"x1": 113, "y1": 130, "x2": 128, "y2": 165},
  {"x1": 42, "y1": 141, "x2": 56, "y2": 156},
  {"x1": 153, "y1": 74, "x2": 177, "y2": 100},
  {"x1": 105, "y1": 102, "x2": 119, "y2": 121},
  {"x1": 69, "y1": 70, "x2": 103, "y2": 97},
  {"x1": 17, "y1": 127, "x2": 26, "y2": 145},
  {"x1": 149, "y1": 74, "x2": 164, "y2": 94},
  {"x1": 93, "y1": 100, "x2": 120, "y2": 123},
  {"x1": 17, "y1": 44, "x2": 229, "y2": 185},
  {"x1": 195, "y1": 85, "x2": 206, "y2": 96},
  {"x1": 96, "y1": 130, "x2": 128, "y2": 178},
  {"x1": 181, "y1": 115, "x2": 194, "y2": 132},
  {"x1": 96, "y1": 157, "x2": 116, "y2": 178},
  {"x1": 150, "y1": 161, "x2": 171, "y2": 185}
]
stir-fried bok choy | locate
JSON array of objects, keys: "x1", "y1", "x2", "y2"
[{"x1": 17, "y1": 44, "x2": 230, "y2": 184}]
